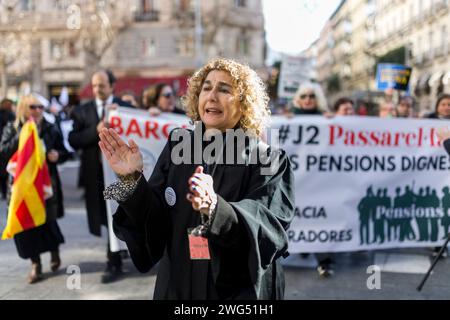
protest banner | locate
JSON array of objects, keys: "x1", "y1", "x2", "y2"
[
  {"x1": 273, "y1": 115, "x2": 450, "y2": 252},
  {"x1": 104, "y1": 108, "x2": 190, "y2": 252}
]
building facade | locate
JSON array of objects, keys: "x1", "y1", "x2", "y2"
[
  {"x1": 0, "y1": 0, "x2": 266, "y2": 102},
  {"x1": 315, "y1": 0, "x2": 450, "y2": 113}
]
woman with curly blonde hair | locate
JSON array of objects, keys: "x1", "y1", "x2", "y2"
[
  {"x1": 99, "y1": 58, "x2": 294, "y2": 300},
  {"x1": 183, "y1": 58, "x2": 271, "y2": 136}
]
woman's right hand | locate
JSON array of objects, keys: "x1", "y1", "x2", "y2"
[
  {"x1": 99, "y1": 128, "x2": 143, "y2": 176},
  {"x1": 437, "y1": 126, "x2": 450, "y2": 143}
]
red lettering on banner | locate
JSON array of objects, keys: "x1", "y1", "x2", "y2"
[
  {"x1": 344, "y1": 131, "x2": 355, "y2": 145},
  {"x1": 418, "y1": 128, "x2": 423, "y2": 147},
  {"x1": 110, "y1": 116, "x2": 123, "y2": 135},
  {"x1": 358, "y1": 131, "x2": 368, "y2": 145},
  {"x1": 126, "y1": 119, "x2": 143, "y2": 138},
  {"x1": 162, "y1": 124, "x2": 171, "y2": 139},
  {"x1": 405, "y1": 133, "x2": 415, "y2": 146},
  {"x1": 329, "y1": 125, "x2": 343, "y2": 145},
  {"x1": 113, "y1": 115, "x2": 189, "y2": 140},
  {"x1": 328, "y1": 125, "x2": 440, "y2": 148},
  {"x1": 370, "y1": 132, "x2": 379, "y2": 145},
  {"x1": 145, "y1": 121, "x2": 159, "y2": 139},
  {"x1": 381, "y1": 132, "x2": 392, "y2": 146}
]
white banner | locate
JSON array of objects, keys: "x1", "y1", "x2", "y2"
[
  {"x1": 272, "y1": 115, "x2": 450, "y2": 253},
  {"x1": 104, "y1": 108, "x2": 191, "y2": 252}
]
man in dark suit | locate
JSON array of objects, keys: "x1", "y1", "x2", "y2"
[{"x1": 69, "y1": 70, "x2": 133, "y2": 283}]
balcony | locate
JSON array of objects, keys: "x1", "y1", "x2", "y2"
[{"x1": 134, "y1": 10, "x2": 160, "y2": 22}]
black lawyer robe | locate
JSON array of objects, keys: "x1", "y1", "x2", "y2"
[{"x1": 113, "y1": 128, "x2": 295, "y2": 299}]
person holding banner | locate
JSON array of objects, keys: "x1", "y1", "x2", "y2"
[
  {"x1": 100, "y1": 58, "x2": 295, "y2": 299},
  {"x1": 288, "y1": 82, "x2": 327, "y2": 116},
  {"x1": 0, "y1": 94, "x2": 69, "y2": 284},
  {"x1": 333, "y1": 97, "x2": 355, "y2": 116},
  {"x1": 395, "y1": 96, "x2": 416, "y2": 118},
  {"x1": 141, "y1": 83, "x2": 184, "y2": 116},
  {"x1": 425, "y1": 93, "x2": 450, "y2": 119},
  {"x1": 69, "y1": 70, "x2": 134, "y2": 284}
]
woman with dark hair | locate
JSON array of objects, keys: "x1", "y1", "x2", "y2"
[
  {"x1": 425, "y1": 93, "x2": 450, "y2": 119},
  {"x1": 333, "y1": 97, "x2": 355, "y2": 116},
  {"x1": 141, "y1": 83, "x2": 184, "y2": 116}
]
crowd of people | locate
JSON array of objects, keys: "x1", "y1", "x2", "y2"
[{"x1": 0, "y1": 59, "x2": 449, "y2": 300}]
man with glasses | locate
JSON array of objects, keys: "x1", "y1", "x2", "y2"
[{"x1": 68, "y1": 70, "x2": 133, "y2": 284}]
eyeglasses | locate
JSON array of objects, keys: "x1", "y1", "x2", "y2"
[
  {"x1": 30, "y1": 104, "x2": 44, "y2": 110},
  {"x1": 300, "y1": 94, "x2": 316, "y2": 99},
  {"x1": 161, "y1": 92, "x2": 173, "y2": 98}
]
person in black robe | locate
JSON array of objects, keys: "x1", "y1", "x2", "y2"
[
  {"x1": 99, "y1": 58, "x2": 295, "y2": 299},
  {"x1": 0, "y1": 94, "x2": 69, "y2": 284}
]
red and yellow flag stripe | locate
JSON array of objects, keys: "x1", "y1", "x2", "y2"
[{"x1": 2, "y1": 120, "x2": 52, "y2": 240}]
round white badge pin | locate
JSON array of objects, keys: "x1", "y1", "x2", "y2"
[{"x1": 165, "y1": 187, "x2": 176, "y2": 206}]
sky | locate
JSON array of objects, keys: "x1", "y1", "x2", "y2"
[{"x1": 262, "y1": 0, "x2": 342, "y2": 64}]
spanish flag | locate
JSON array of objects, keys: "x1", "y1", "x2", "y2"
[{"x1": 2, "y1": 120, "x2": 53, "y2": 240}]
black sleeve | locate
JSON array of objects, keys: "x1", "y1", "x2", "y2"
[
  {"x1": 444, "y1": 139, "x2": 450, "y2": 157},
  {"x1": 0, "y1": 122, "x2": 18, "y2": 163},
  {"x1": 68, "y1": 105, "x2": 99, "y2": 150},
  {"x1": 208, "y1": 148, "x2": 295, "y2": 280},
  {"x1": 112, "y1": 141, "x2": 171, "y2": 273}
]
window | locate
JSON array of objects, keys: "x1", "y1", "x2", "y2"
[
  {"x1": 68, "y1": 40, "x2": 77, "y2": 57},
  {"x1": 173, "y1": 0, "x2": 194, "y2": 12},
  {"x1": 50, "y1": 40, "x2": 64, "y2": 60},
  {"x1": 429, "y1": 31, "x2": 434, "y2": 58},
  {"x1": 442, "y1": 25, "x2": 448, "y2": 54},
  {"x1": 20, "y1": 0, "x2": 35, "y2": 11},
  {"x1": 343, "y1": 19, "x2": 352, "y2": 34},
  {"x1": 142, "y1": 37, "x2": 156, "y2": 57},
  {"x1": 235, "y1": 0, "x2": 246, "y2": 8},
  {"x1": 142, "y1": 0, "x2": 155, "y2": 13},
  {"x1": 54, "y1": 0, "x2": 69, "y2": 10},
  {"x1": 135, "y1": 0, "x2": 159, "y2": 22},
  {"x1": 176, "y1": 35, "x2": 194, "y2": 56},
  {"x1": 236, "y1": 32, "x2": 250, "y2": 56},
  {"x1": 50, "y1": 39, "x2": 78, "y2": 60}
]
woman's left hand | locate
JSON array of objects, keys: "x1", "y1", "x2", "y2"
[{"x1": 187, "y1": 166, "x2": 217, "y2": 216}]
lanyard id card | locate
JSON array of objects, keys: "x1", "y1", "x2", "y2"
[{"x1": 187, "y1": 228, "x2": 211, "y2": 260}]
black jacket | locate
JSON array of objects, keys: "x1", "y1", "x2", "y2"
[
  {"x1": 113, "y1": 128, "x2": 295, "y2": 299},
  {"x1": 68, "y1": 97, "x2": 133, "y2": 236}
]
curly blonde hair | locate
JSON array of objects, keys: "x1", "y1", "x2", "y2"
[{"x1": 182, "y1": 58, "x2": 270, "y2": 136}]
